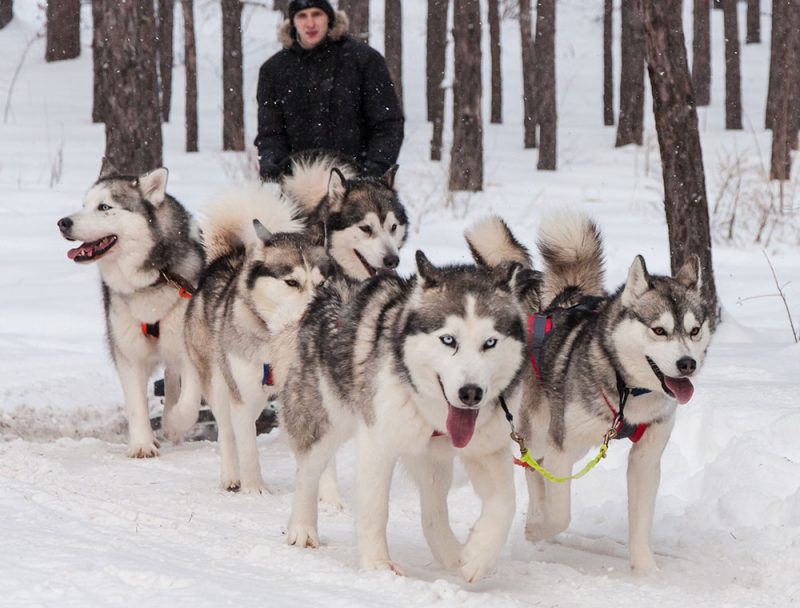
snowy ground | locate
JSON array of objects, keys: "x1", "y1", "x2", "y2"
[{"x1": 1, "y1": 1, "x2": 798, "y2": 606}]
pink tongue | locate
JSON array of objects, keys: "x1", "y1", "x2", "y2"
[
  {"x1": 67, "y1": 245, "x2": 84, "y2": 260},
  {"x1": 664, "y1": 376, "x2": 694, "y2": 404},
  {"x1": 446, "y1": 405, "x2": 479, "y2": 448}
]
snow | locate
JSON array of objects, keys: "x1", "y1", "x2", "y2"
[{"x1": 1, "y1": 1, "x2": 798, "y2": 606}]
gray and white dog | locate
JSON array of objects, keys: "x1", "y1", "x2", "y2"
[
  {"x1": 492, "y1": 213, "x2": 711, "y2": 573},
  {"x1": 57, "y1": 160, "x2": 204, "y2": 458},
  {"x1": 165, "y1": 184, "x2": 331, "y2": 493},
  {"x1": 281, "y1": 239, "x2": 530, "y2": 582}
]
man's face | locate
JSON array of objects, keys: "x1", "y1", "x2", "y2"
[{"x1": 294, "y1": 8, "x2": 330, "y2": 49}]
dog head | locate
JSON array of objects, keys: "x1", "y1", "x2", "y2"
[
  {"x1": 324, "y1": 166, "x2": 407, "y2": 280},
  {"x1": 399, "y1": 251, "x2": 527, "y2": 448},
  {"x1": 610, "y1": 254, "x2": 711, "y2": 404}
]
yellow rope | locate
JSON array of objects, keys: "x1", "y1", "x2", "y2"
[{"x1": 517, "y1": 444, "x2": 609, "y2": 483}]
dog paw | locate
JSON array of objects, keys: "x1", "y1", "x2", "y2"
[
  {"x1": 127, "y1": 438, "x2": 160, "y2": 458},
  {"x1": 287, "y1": 523, "x2": 320, "y2": 548},
  {"x1": 318, "y1": 488, "x2": 345, "y2": 511},
  {"x1": 630, "y1": 552, "x2": 659, "y2": 574},
  {"x1": 239, "y1": 480, "x2": 270, "y2": 495},
  {"x1": 459, "y1": 547, "x2": 494, "y2": 583},
  {"x1": 222, "y1": 479, "x2": 241, "y2": 492},
  {"x1": 524, "y1": 519, "x2": 566, "y2": 542},
  {"x1": 361, "y1": 559, "x2": 405, "y2": 576}
]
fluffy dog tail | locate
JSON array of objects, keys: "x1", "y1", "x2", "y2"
[
  {"x1": 464, "y1": 215, "x2": 533, "y2": 269},
  {"x1": 282, "y1": 152, "x2": 358, "y2": 214},
  {"x1": 538, "y1": 212, "x2": 605, "y2": 307},
  {"x1": 203, "y1": 182, "x2": 305, "y2": 260}
]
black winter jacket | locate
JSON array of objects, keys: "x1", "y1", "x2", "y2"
[{"x1": 255, "y1": 12, "x2": 404, "y2": 178}]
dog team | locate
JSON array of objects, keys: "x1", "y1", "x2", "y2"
[{"x1": 57, "y1": 152, "x2": 711, "y2": 582}]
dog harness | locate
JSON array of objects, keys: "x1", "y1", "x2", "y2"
[
  {"x1": 262, "y1": 363, "x2": 275, "y2": 387},
  {"x1": 139, "y1": 269, "x2": 195, "y2": 340}
]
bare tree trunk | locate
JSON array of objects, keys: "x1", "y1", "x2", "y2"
[
  {"x1": 449, "y1": 0, "x2": 483, "y2": 191},
  {"x1": 182, "y1": 0, "x2": 198, "y2": 152},
  {"x1": 520, "y1": 0, "x2": 537, "y2": 147},
  {"x1": 46, "y1": 0, "x2": 81, "y2": 62},
  {"x1": 604, "y1": 0, "x2": 614, "y2": 125},
  {"x1": 535, "y1": 0, "x2": 556, "y2": 170},
  {"x1": 158, "y1": 0, "x2": 174, "y2": 122},
  {"x1": 91, "y1": 0, "x2": 108, "y2": 123},
  {"x1": 723, "y1": 0, "x2": 742, "y2": 129},
  {"x1": 692, "y1": 0, "x2": 711, "y2": 106},
  {"x1": 340, "y1": 0, "x2": 369, "y2": 43},
  {"x1": 273, "y1": 0, "x2": 288, "y2": 16},
  {"x1": 427, "y1": 0, "x2": 449, "y2": 160},
  {"x1": 489, "y1": 0, "x2": 502, "y2": 123},
  {"x1": 221, "y1": 0, "x2": 244, "y2": 151},
  {"x1": 642, "y1": 0, "x2": 718, "y2": 324},
  {"x1": 104, "y1": 0, "x2": 163, "y2": 174},
  {"x1": 616, "y1": 0, "x2": 645, "y2": 147},
  {"x1": 770, "y1": 0, "x2": 800, "y2": 180},
  {"x1": 746, "y1": 0, "x2": 761, "y2": 42},
  {"x1": 766, "y1": 0, "x2": 781, "y2": 128},
  {"x1": 0, "y1": 0, "x2": 12, "y2": 29},
  {"x1": 385, "y1": 0, "x2": 403, "y2": 114}
]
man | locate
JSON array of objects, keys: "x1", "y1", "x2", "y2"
[{"x1": 254, "y1": 0, "x2": 404, "y2": 179}]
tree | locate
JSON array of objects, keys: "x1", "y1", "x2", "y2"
[
  {"x1": 519, "y1": 0, "x2": 537, "y2": 147},
  {"x1": 769, "y1": 0, "x2": 800, "y2": 181},
  {"x1": 273, "y1": 0, "x2": 288, "y2": 16},
  {"x1": 488, "y1": 0, "x2": 502, "y2": 123},
  {"x1": 449, "y1": 0, "x2": 482, "y2": 191},
  {"x1": 91, "y1": 0, "x2": 108, "y2": 123},
  {"x1": 692, "y1": 0, "x2": 711, "y2": 106},
  {"x1": 427, "y1": 0, "x2": 449, "y2": 160},
  {"x1": 340, "y1": 0, "x2": 369, "y2": 43},
  {"x1": 603, "y1": 0, "x2": 614, "y2": 125},
  {"x1": 103, "y1": 0, "x2": 163, "y2": 173},
  {"x1": 158, "y1": 0, "x2": 174, "y2": 122},
  {"x1": 221, "y1": 0, "x2": 244, "y2": 151},
  {"x1": 747, "y1": 0, "x2": 761, "y2": 43},
  {"x1": 0, "y1": 0, "x2": 12, "y2": 29},
  {"x1": 766, "y1": 0, "x2": 782, "y2": 129},
  {"x1": 642, "y1": 0, "x2": 718, "y2": 323},
  {"x1": 722, "y1": 0, "x2": 742, "y2": 129},
  {"x1": 616, "y1": 0, "x2": 645, "y2": 147},
  {"x1": 534, "y1": 0, "x2": 556, "y2": 170},
  {"x1": 385, "y1": 0, "x2": 403, "y2": 113},
  {"x1": 182, "y1": 0, "x2": 198, "y2": 152},
  {"x1": 46, "y1": 0, "x2": 80, "y2": 62}
]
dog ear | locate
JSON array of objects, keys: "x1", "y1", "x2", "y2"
[
  {"x1": 416, "y1": 250, "x2": 442, "y2": 288},
  {"x1": 305, "y1": 221, "x2": 327, "y2": 247},
  {"x1": 675, "y1": 254, "x2": 701, "y2": 291},
  {"x1": 491, "y1": 261, "x2": 522, "y2": 292},
  {"x1": 621, "y1": 255, "x2": 650, "y2": 305},
  {"x1": 98, "y1": 157, "x2": 120, "y2": 180},
  {"x1": 138, "y1": 168, "x2": 169, "y2": 206},
  {"x1": 252, "y1": 219, "x2": 274, "y2": 245},
  {"x1": 327, "y1": 168, "x2": 348, "y2": 213},
  {"x1": 381, "y1": 164, "x2": 399, "y2": 189}
]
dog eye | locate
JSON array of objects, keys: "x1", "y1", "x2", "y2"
[
  {"x1": 98, "y1": 203, "x2": 111, "y2": 211},
  {"x1": 690, "y1": 327, "x2": 701, "y2": 337},
  {"x1": 284, "y1": 279, "x2": 300, "y2": 288},
  {"x1": 651, "y1": 327, "x2": 667, "y2": 336},
  {"x1": 439, "y1": 334, "x2": 456, "y2": 348},
  {"x1": 359, "y1": 225, "x2": 373, "y2": 236},
  {"x1": 390, "y1": 223, "x2": 397, "y2": 233},
  {"x1": 483, "y1": 338, "x2": 497, "y2": 350}
]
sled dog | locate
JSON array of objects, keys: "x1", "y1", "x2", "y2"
[
  {"x1": 57, "y1": 160, "x2": 204, "y2": 458},
  {"x1": 281, "y1": 236, "x2": 531, "y2": 582},
  {"x1": 515, "y1": 213, "x2": 711, "y2": 572}
]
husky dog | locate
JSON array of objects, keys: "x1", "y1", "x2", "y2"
[
  {"x1": 281, "y1": 244, "x2": 530, "y2": 582},
  {"x1": 166, "y1": 184, "x2": 330, "y2": 492},
  {"x1": 57, "y1": 160, "x2": 204, "y2": 458},
  {"x1": 512, "y1": 213, "x2": 711, "y2": 572},
  {"x1": 281, "y1": 150, "x2": 407, "y2": 279}
]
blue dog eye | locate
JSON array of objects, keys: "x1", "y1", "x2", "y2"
[
  {"x1": 483, "y1": 338, "x2": 497, "y2": 349},
  {"x1": 98, "y1": 203, "x2": 111, "y2": 211},
  {"x1": 440, "y1": 335, "x2": 456, "y2": 347}
]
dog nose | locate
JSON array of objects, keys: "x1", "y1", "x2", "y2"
[
  {"x1": 676, "y1": 356, "x2": 696, "y2": 375},
  {"x1": 58, "y1": 217, "x2": 72, "y2": 231},
  {"x1": 383, "y1": 254, "x2": 399, "y2": 269},
  {"x1": 458, "y1": 384, "x2": 483, "y2": 407}
]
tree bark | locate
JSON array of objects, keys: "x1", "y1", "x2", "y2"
[
  {"x1": 103, "y1": 0, "x2": 163, "y2": 174},
  {"x1": 449, "y1": 0, "x2": 483, "y2": 191},
  {"x1": 642, "y1": 0, "x2": 718, "y2": 324},
  {"x1": 604, "y1": 0, "x2": 614, "y2": 125},
  {"x1": 520, "y1": 0, "x2": 537, "y2": 147},
  {"x1": 616, "y1": 0, "x2": 645, "y2": 147},
  {"x1": 46, "y1": 0, "x2": 81, "y2": 62},
  {"x1": 385, "y1": 0, "x2": 403, "y2": 114},
  {"x1": 723, "y1": 0, "x2": 742, "y2": 129},
  {"x1": 489, "y1": 0, "x2": 502, "y2": 123},
  {"x1": 273, "y1": 0, "x2": 288, "y2": 16},
  {"x1": 158, "y1": 0, "x2": 174, "y2": 122},
  {"x1": 427, "y1": 0, "x2": 449, "y2": 160},
  {"x1": 91, "y1": 0, "x2": 108, "y2": 123},
  {"x1": 221, "y1": 0, "x2": 244, "y2": 151},
  {"x1": 0, "y1": 0, "x2": 12, "y2": 29},
  {"x1": 769, "y1": 0, "x2": 800, "y2": 180},
  {"x1": 746, "y1": 0, "x2": 760, "y2": 42},
  {"x1": 692, "y1": 0, "x2": 711, "y2": 106},
  {"x1": 340, "y1": 0, "x2": 369, "y2": 43},
  {"x1": 182, "y1": 0, "x2": 198, "y2": 152},
  {"x1": 766, "y1": 0, "x2": 782, "y2": 128},
  {"x1": 534, "y1": 0, "x2": 556, "y2": 170}
]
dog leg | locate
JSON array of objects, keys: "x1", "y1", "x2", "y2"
[
  {"x1": 117, "y1": 357, "x2": 159, "y2": 458},
  {"x1": 524, "y1": 463, "x2": 547, "y2": 528},
  {"x1": 288, "y1": 437, "x2": 340, "y2": 548},
  {"x1": 230, "y1": 397, "x2": 268, "y2": 494},
  {"x1": 162, "y1": 357, "x2": 203, "y2": 443},
  {"x1": 318, "y1": 456, "x2": 344, "y2": 510},
  {"x1": 524, "y1": 450, "x2": 572, "y2": 541},
  {"x1": 404, "y1": 452, "x2": 461, "y2": 571},
  {"x1": 459, "y1": 448, "x2": 516, "y2": 583},
  {"x1": 208, "y1": 376, "x2": 240, "y2": 491},
  {"x1": 627, "y1": 416, "x2": 674, "y2": 573}
]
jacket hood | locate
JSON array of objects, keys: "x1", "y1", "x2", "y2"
[{"x1": 278, "y1": 10, "x2": 350, "y2": 49}]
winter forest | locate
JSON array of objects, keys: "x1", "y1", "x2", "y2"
[{"x1": 0, "y1": 0, "x2": 799, "y2": 606}]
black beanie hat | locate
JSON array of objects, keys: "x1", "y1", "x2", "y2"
[{"x1": 288, "y1": 0, "x2": 335, "y2": 24}]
